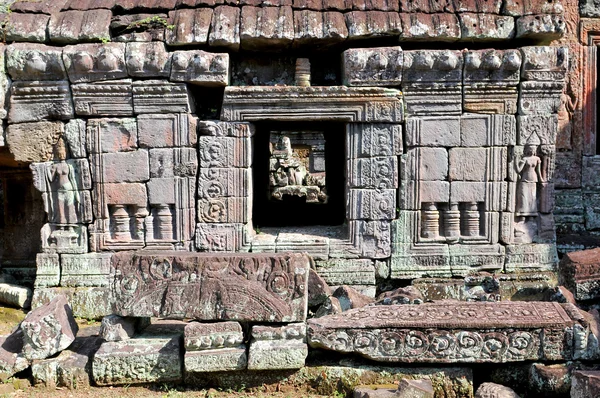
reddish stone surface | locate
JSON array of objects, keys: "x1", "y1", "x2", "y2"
[
  {"x1": 346, "y1": 11, "x2": 402, "y2": 39},
  {"x1": 503, "y1": 0, "x2": 563, "y2": 16},
  {"x1": 332, "y1": 285, "x2": 375, "y2": 311},
  {"x1": 571, "y1": 371, "x2": 600, "y2": 398},
  {"x1": 400, "y1": 0, "x2": 454, "y2": 13},
  {"x1": 0, "y1": 329, "x2": 27, "y2": 381},
  {"x1": 400, "y1": 13, "x2": 461, "y2": 41},
  {"x1": 111, "y1": 252, "x2": 310, "y2": 322},
  {"x1": 308, "y1": 268, "x2": 331, "y2": 307},
  {"x1": 113, "y1": 0, "x2": 178, "y2": 10},
  {"x1": 308, "y1": 302, "x2": 575, "y2": 363},
  {"x1": 48, "y1": 10, "x2": 112, "y2": 44},
  {"x1": 559, "y1": 248, "x2": 600, "y2": 301},
  {"x1": 166, "y1": 8, "x2": 212, "y2": 46},
  {"x1": 62, "y1": 0, "x2": 116, "y2": 10},
  {"x1": 11, "y1": 0, "x2": 68, "y2": 14},
  {"x1": 454, "y1": 0, "x2": 501, "y2": 13}
]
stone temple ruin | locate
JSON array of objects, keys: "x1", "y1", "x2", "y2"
[{"x1": 0, "y1": 0, "x2": 599, "y2": 397}]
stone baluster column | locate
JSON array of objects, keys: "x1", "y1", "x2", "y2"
[
  {"x1": 462, "y1": 202, "x2": 480, "y2": 237},
  {"x1": 421, "y1": 202, "x2": 439, "y2": 239},
  {"x1": 155, "y1": 204, "x2": 174, "y2": 240},
  {"x1": 444, "y1": 202, "x2": 461, "y2": 242},
  {"x1": 111, "y1": 205, "x2": 130, "y2": 241}
]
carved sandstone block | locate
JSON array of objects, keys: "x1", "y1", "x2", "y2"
[
  {"x1": 63, "y1": 43, "x2": 127, "y2": 83},
  {"x1": 198, "y1": 120, "x2": 254, "y2": 137},
  {"x1": 209, "y1": 6, "x2": 240, "y2": 51},
  {"x1": 400, "y1": 0, "x2": 454, "y2": 13},
  {"x1": 185, "y1": 347, "x2": 247, "y2": 373},
  {"x1": 343, "y1": 46, "x2": 402, "y2": 87},
  {"x1": 64, "y1": 119, "x2": 87, "y2": 158},
  {"x1": 347, "y1": 157, "x2": 398, "y2": 188},
  {"x1": 399, "y1": 180, "x2": 450, "y2": 210},
  {"x1": 519, "y1": 81, "x2": 563, "y2": 114},
  {"x1": 149, "y1": 148, "x2": 198, "y2": 178},
  {"x1": 505, "y1": 243, "x2": 558, "y2": 272},
  {"x1": 403, "y1": 147, "x2": 449, "y2": 181},
  {"x1": 454, "y1": 0, "x2": 502, "y2": 13},
  {"x1": 348, "y1": 189, "x2": 396, "y2": 220},
  {"x1": 138, "y1": 113, "x2": 197, "y2": 148},
  {"x1": 35, "y1": 253, "x2": 60, "y2": 288},
  {"x1": 72, "y1": 80, "x2": 133, "y2": 116},
  {"x1": 4, "y1": 12, "x2": 49, "y2": 43},
  {"x1": 184, "y1": 321, "x2": 244, "y2": 351},
  {"x1": 558, "y1": 248, "x2": 600, "y2": 301},
  {"x1": 8, "y1": 81, "x2": 74, "y2": 123},
  {"x1": 503, "y1": 0, "x2": 564, "y2": 16},
  {"x1": 516, "y1": 15, "x2": 565, "y2": 40},
  {"x1": 517, "y1": 115, "x2": 559, "y2": 145},
  {"x1": 198, "y1": 168, "x2": 251, "y2": 199},
  {"x1": 132, "y1": 81, "x2": 194, "y2": 114},
  {"x1": 197, "y1": 197, "x2": 250, "y2": 223},
  {"x1": 170, "y1": 50, "x2": 229, "y2": 86},
  {"x1": 449, "y1": 147, "x2": 507, "y2": 182},
  {"x1": 195, "y1": 223, "x2": 248, "y2": 252},
  {"x1": 7, "y1": 121, "x2": 63, "y2": 163},
  {"x1": 293, "y1": 10, "x2": 348, "y2": 46},
  {"x1": 93, "y1": 150, "x2": 149, "y2": 183},
  {"x1": 248, "y1": 324, "x2": 307, "y2": 370},
  {"x1": 111, "y1": 252, "x2": 310, "y2": 322},
  {"x1": 352, "y1": 220, "x2": 391, "y2": 259},
  {"x1": 86, "y1": 118, "x2": 137, "y2": 154},
  {"x1": 520, "y1": 46, "x2": 568, "y2": 81},
  {"x1": 406, "y1": 116, "x2": 460, "y2": 147},
  {"x1": 315, "y1": 259, "x2": 376, "y2": 286},
  {"x1": 125, "y1": 42, "x2": 171, "y2": 78},
  {"x1": 347, "y1": 123, "x2": 402, "y2": 158},
  {"x1": 60, "y1": 253, "x2": 112, "y2": 288},
  {"x1": 6, "y1": 43, "x2": 67, "y2": 81},
  {"x1": 460, "y1": 114, "x2": 516, "y2": 147},
  {"x1": 198, "y1": 136, "x2": 251, "y2": 168}
]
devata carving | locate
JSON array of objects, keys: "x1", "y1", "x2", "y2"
[
  {"x1": 111, "y1": 252, "x2": 310, "y2": 322},
  {"x1": 45, "y1": 136, "x2": 81, "y2": 226}
]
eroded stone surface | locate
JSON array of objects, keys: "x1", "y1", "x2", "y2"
[
  {"x1": 248, "y1": 323, "x2": 308, "y2": 370},
  {"x1": 559, "y1": 248, "x2": 600, "y2": 301},
  {"x1": 21, "y1": 294, "x2": 79, "y2": 360},
  {"x1": 111, "y1": 252, "x2": 309, "y2": 322},
  {"x1": 100, "y1": 315, "x2": 136, "y2": 342},
  {"x1": 308, "y1": 302, "x2": 576, "y2": 363},
  {"x1": 475, "y1": 382, "x2": 520, "y2": 398}
]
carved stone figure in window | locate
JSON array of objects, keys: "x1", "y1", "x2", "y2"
[
  {"x1": 45, "y1": 136, "x2": 80, "y2": 228},
  {"x1": 269, "y1": 132, "x2": 327, "y2": 204},
  {"x1": 515, "y1": 144, "x2": 543, "y2": 217}
]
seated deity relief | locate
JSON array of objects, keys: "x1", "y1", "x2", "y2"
[{"x1": 269, "y1": 131, "x2": 327, "y2": 204}]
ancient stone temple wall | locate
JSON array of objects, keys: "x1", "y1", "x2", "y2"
[{"x1": 0, "y1": 0, "x2": 574, "y2": 315}]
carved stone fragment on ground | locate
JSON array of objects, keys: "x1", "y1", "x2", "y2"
[{"x1": 247, "y1": 323, "x2": 308, "y2": 370}]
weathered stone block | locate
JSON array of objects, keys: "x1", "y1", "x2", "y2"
[
  {"x1": 505, "y1": 244, "x2": 558, "y2": 272},
  {"x1": 21, "y1": 295, "x2": 79, "y2": 360},
  {"x1": 391, "y1": 243, "x2": 451, "y2": 278},
  {"x1": 406, "y1": 116, "x2": 460, "y2": 147},
  {"x1": 93, "y1": 335, "x2": 182, "y2": 385},
  {"x1": 0, "y1": 330, "x2": 28, "y2": 381},
  {"x1": 307, "y1": 302, "x2": 575, "y2": 363},
  {"x1": 240, "y1": 6, "x2": 294, "y2": 50},
  {"x1": 125, "y1": 42, "x2": 171, "y2": 78},
  {"x1": 454, "y1": 0, "x2": 502, "y2": 13},
  {"x1": 6, "y1": 121, "x2": 63, "y2": 163},
  {"x1": 184, "y1": 321, "x2": 243, "y2": 351},
  {"x1": 60, "y1": 253, "x2": 112, "y2": 287},
  {"x1": 315, "y1": 259, "x2": 376, "y2": 286},
  {"x1": 400, "y1": 0, "x2": 454, "y2": 13},
  {"x1": 93, "y1": 150, "x2": 149, "y2": 183},
  {"x1": 31, "y1": 287, "x2": 112, "y2": 320},
  {"x1": 516, "y1": 14, "x2": 565, "y2": 40},
  {"x1": 198, "y1": 120, "x2": 254, "y2": 137},
  {"x1": 348, "y1": 189, "x2": 395, "y2": 220},
  {"x1": 399, "y1": 13, "x2": 461, "y2": 42},
  {"x1": 62, "y1": 43, "x2": 127, "y2": 83},
  {"x1": 64, "y1": 119, "x2": 87, "y2": 158},
  {"x1": 503, "y1": 0, "x2": 564, "y2": 16},
  {"x1": 517, "y1": 115, "x2": 558, "y2": 145},
  {"x1": 170, "y1": 50, "x2": 229, "y2": 87},
  {"x1": 185, "y1": 347, "x2": 247, "y2": 373},
  {"x1": 199, "y1": 136, "x2": 251, "y2": 168},
  {"x1": 450, "y1": 244, "x2": 505, "y2": 276},
  {"x1": 450, "y1": 181, "x2": 506, "y2": 211},
  {"x1": 6, "y1": 43, "x2": 67, "y2": 81},
  {"x1": 209, "y1": 6, "x2": 240, "y2": 50},
  {"x1": 460, "y1": 114, "x2": 516, "y2": 147},
  {"x1": 72, "y1": 79, "x2": 133, "y2": 116},
  {"x1": 346, "y1": 11, "x2": 402, "y2": 40},
  {"x1": 248, "y1": 324, "x2": 307, "y2": 370},
  {"x1": 166, "y1": 8, "x2": 212, "y2": 46},
  {"x1": 48, "y1": 10, "x2": 111, "y2": 44},
  {"x1": 132, "y1": 81, "x2": 194, "y2": 114},
  {"x1": 343, "y1": 46, "x2": 402, "y2": 87},
  {"x1": 404, "y1": 148, "x2": 448, "y2": 181},
  {"x1": 86, "y1": 118, "x2": 137, "y2": 154},
  {"x1": 520, "y1": 46, "x2": 568, "y2": 82},
  {"x1": 449, "y1": 147, "x2": 507, "y2": 182},
  {"x1": 348, "y1": 157, "x2": 398, "y2": 189},
  {"x1": 275, "y1": 229, "x2": 329, "y2": 261},
  {"x1": 138, "y1": 113, "x2": 197, "y2": 148},
  {"x1": 459, "y1": 14, "x2": 515, "y2": 41},
  {"x1": 352, "y1": 220, "x2": 392, "y2": 259},
  {"x1": 558, "y1": 248, "x2": 600, "y2": 301},
  {"x1": 571, "y1": 371, "x2": 600, "y2": 398},
  {"x1": 195, "y1": 223, "x2": 248, "y2": 252},
  {"x1": 197, "y1": 197, "x2": 249, "y2": 223},
  {"x1": 149, "y1": 148, "x2": 197, "y2": 178},
  {"x1": 519, "y1": 81, "x2": 562, "y2": 115},
  {"x1": 100, "y1": 315, "x2": 136, "y2": 342},
  {"x1": 293, "y1": 10, "x2": 348, "y2": 46},
  {"x1": 475, "y1": 383, "x2": 520, "y2": 398},
  {"x1": 347, "y1": 123, "x2": 402, "y2": 158},
  {"x1": 8, "y1": 81, "x2": 74, "y2": 123},
  {"x1": 0, "y1": 283, "x2": 31, "y2": 309},
  {"x1": 4, "y1": 12, "x2": 49, "y2": 43},
  {"x1": 198, "y1": 168, "x2": 250, "y2": 199},
  {"x1": 111, "y1": 252, "x2": 309, "y2": 322},
  {"x1": 35, "y1": 253, "x2": 60, "y2": 288},
  {"x1": 399, "y1": 181, "x2": 450, "y2": 210}
]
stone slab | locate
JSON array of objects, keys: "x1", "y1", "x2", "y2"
[
  {"x1": 184, "y1": 346, "x2": 247, "y2": 373},
  {"x1": 111, "y1": 252, "x2": 309, "y2": 322},
  {"x1": 342, "y1": 47, "x2": 402, "y2": 87},
  {"x1": 31, "y1": 287, "x2": 112, "y2": 320},
  {"x1": 184, "y1": 321, "x2": 243, "y2": 351},
  {"x1": 8, "y1": 81, "x2": 74, "y2": 123},
  {"x1": 248, "y1": 324, "x2": 308, "y2": 370},
  {"x1": 308, "y1": 302, "x2": 575, "y2": 363},
  {"x1": 559, "y1": 248, "x2": 600, "y2": 301},
  {"x1": 92, "y1": 335, "x2": 182, "y2": 385},
  {"x1": 0, "y1": 283, "x2": 32, "y2": 309}
]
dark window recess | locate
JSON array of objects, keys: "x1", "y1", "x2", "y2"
[{"x1": 252, "y1": 122, "x2": 346, "y2": 227}]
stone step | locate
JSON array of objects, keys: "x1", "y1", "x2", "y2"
[{"x1": 307, "y1": 301, "x2": 586, "y2": 364}]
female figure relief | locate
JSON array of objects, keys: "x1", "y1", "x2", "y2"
[
  {"x1": 515, "y1": 145, "x2": 543, "y2": 218},
  {"x1": 46, "y1": 137, "x2": 80, "y2": 227}
]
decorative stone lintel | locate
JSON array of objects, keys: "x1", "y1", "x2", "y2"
[{"x1": 221, "y1": 86, "x2": 403, "y2": 122}]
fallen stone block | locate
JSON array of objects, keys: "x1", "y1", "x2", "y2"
[
  {"x1": 248, "y1": 323, "x2": 307, "y2": 370},
  {"x1": 558, "y1": 247, "x2": 600, "y2": 301},
  {"x1": 475, "y1": 382, "x2": 520, "y2": 398},
  {"x1": 92, "y1": 334, "x2": 182, "y2": 386},
  {"x1": 528, "y1": 363, "x2": 570, "y2": 397},
  {"x1": 31, "y1": 287, "x2": 112, "y2": 320},
  {"x1": 397, "y1": 378, "x2": 434, "y2": 398},
  {"x1": 332, "y1": 286, "x2": 375, "y2": 311},
  {"x1": 32, "y1": 333, "x2": 103, "y2": 389},
  {"x1": 375, "y1": 286, "x2": 424, "y2": 305},
  {"x1": 110, "y1": 252, "x2": 310, "y2": 322},
  {"x1": 308, "y1": 268, "x2": 331, "y2": 308},
  {"x1": 314, "y1": 296, "x2": 343, "y2": 318},
  {"x1": 308, "y1": 302, "x2": 577, "y2": 363},
  {"x1": 21, "y1": 294, "x2": 78, "y2": 360},
  {"x1": 100, "y1": 315, "x2": 136, "y2": 342},
  {"x1": 184, "y1": 321, "x2": 243, "y2": 351},
  {"x1": 0, "y1": 283, "x2": 32, "y2": 309},
  {"x1": 571, "y1": 371, "x2": 600, "y2": 398},
  {"x1": 0, "y1": 329, "x2": 29, "y2": 382}
]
